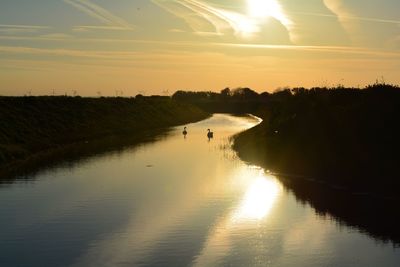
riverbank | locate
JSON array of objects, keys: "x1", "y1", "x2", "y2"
[
  {"x1": 232, "y1": 84, "x2": 400, "y2": 244},
  {"x1": 233, "y1": 84, "x2": 400, "y2": 198},
  {"x1": 0, "y1": 96, "x2": 209, "y2": 170}
]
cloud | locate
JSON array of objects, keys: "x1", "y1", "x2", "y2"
[
  {"x1": 212, "y1": 42, "x2": 400, "y2": 58},
  {"x1": 0, "y1": 46, "x2": 143, "y2": 60},
  {"x1": 293, "y1": 11, "x2": 400, "y2": 25},
  {"x1": 168, "y1": 28, "x2": 186, "y2": 33},
  {"x1": 152, "y1": 0, "x2": 237, "y2": 35},
  {"x1": 152, "y1": 0, "x2": 293, "y2": 39},
  {"x1": 194, "y1": 31, "x2": 224, "y2": 36},
  {"x1": 64, "y1": 0, "x2": 134, "y2": 30},
  {"x1": 323, "y1": 0, "x2": 400, "y2": 47},
  {"x1": 1, "y1": 43, "x2": 399, "y2": 60},
  {"x1": 0, "y1": 24, "x2": 50, "y2": 34},
  {"x1": 40, "y1": 33, "x2": 74, "y2": 39},
  {"x1": 72, "y1": 25, "x2": 134, "y2": 32},
  {"x1": 323, "y1": 0, "x2": 400, "y2": 25}
]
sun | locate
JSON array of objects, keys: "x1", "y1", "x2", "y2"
[
  {"x1": 225, "y1": 0, "x2": 288, "y2": 38},
  {"x1": 247, "y1": 0, "x2": 284, "y2": 19}
]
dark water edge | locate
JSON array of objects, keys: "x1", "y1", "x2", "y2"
[
  {"x1": 0, "y1": 128, "x2": 172, "y2": 185},
  {"x1": 279, "y1": 175, "x2": 400, "y2": 247},
  {"x1": 233, "y1": 131, "x2": 400, "y2": 247}
]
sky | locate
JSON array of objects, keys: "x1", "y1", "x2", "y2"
[{"x1": 0, "y1": 0, "x2": 399, "y2": 96}]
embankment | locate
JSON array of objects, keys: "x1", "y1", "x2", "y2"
[
  {"x1": 233, "y1": 85, "x2": 400, "y2": 244},
  {"x1": 0, "y1": 96, "x2": 209, "y2": 169},
  {"x1": 234, "y1": 85, "x2": 400, "y2": 197}
]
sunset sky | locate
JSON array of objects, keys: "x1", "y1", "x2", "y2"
[{"x1": 0, "y1": 0, "x2": 399, "y2": 96}]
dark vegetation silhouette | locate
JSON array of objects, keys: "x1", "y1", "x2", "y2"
[
  {"x1": 173, "y1": 83, "x2": 400, "y2": 245},
  {"x1": 172, "y1": 87, "x2": 267, "y2": 113},
  {"x1": 231, "y1": 83, "x2": 400, "y2": 197},
  {"x1": 0, "y1": 129, "x2": 171, "y2": 184},
  {"x1": 0, "y1": 95, "x2": 209, "y2": 170}
]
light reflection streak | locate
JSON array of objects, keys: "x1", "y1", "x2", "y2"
[
  {"x1": 232, "y1": 175, "x2": 280, "y2": 221},
  {"x1": 194, "y1": 167, "x2": 282, "y2": 266}
]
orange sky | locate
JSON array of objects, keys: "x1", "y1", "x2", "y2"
[{"x1": 0, "y1": 0, "x2": 399, "y2": 96}]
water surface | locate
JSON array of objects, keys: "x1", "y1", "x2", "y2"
[{"x1": 0, "y1": 114, "x2": 399, "y2": 267}]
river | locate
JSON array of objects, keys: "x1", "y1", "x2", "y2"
[{"x1": 0, "y1": 114, "x2": 399, "y2": 267}]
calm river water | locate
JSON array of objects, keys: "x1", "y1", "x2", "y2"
[{"x1": 1, "y1": 114, "x2": 399, "y2": 267}]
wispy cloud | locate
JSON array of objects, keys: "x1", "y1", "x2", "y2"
[
  {"x1": 295, "y1": 11, "x2": 400, "y2": 25},
  {"x1": 152, "y1": 0, "x2": 239, "y2": 35},
  {"x1": 0, "y1": 24, "x2": 50, "y2": 34},
  {"x1": 323, "y1": 0, "x2": 352, "y2": 22},
  {"x1": 72, "y1": 25, "x2": 133, "y2": 32},
  {"x1": 64, "y1": 0, "x2": 134, "y2": 30},
  {"x1": 1, "y1": 44, "x2": 399, "y2": 60},
  {"x1": 0, "y1": 46, "x2": 142, "y2": 60},
  {"x1": 168, "y1": 28, "x2": 186, "y2": 33},
  {"x1": 194, "y1": 31, "x2": 224, "y2": 37},
  {"x1": 323, "y1": 0, "x2": 400, "y2": 47},
  {"x1": 39, "y1": 33, "x2": 74, "y2": 39},
  {"x1": 152, "y1": 0, "x2": 292, "y2": 39},
  {"x1": 214, "y1": 43, "x2": 400, "y2": 58}
]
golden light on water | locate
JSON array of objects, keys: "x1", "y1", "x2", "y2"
[
  {"x1": 232, "y1": 169, "x2": 282, "y2": 223},
  {"x1": 193, "y1": 168, "x2": 282, "y2": 265},
  {"x1": 234, "y1": 176, "x2": 280, "y2": 221}
]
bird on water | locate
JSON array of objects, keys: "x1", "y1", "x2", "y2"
[
  {"x1": 183, "y1": 127, "x2": 187, "y2": 137},
  {"x1": 207, "y1": 129, "x2": 213, "y2": 139}
]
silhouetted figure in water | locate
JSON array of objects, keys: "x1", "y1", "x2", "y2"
[
  {"x1": 207, "y1": 129, "x2": 213, "y2": 140},
  {"x1": 182, "y1": 127, "x2": 187, "y2": 138}
]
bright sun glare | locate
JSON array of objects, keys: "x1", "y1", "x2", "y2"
[
  {"x1": 234, "y1": 174, "x2": 281, "y2": 221},
  {"x1": 247, "y1": 0, "x2": 282, "y2": 19},
  {"x1": 230, "y1": 0, "x2": 289, "y2": 37}
]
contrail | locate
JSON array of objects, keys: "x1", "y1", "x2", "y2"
[
  {"x1": 64, "y1": 0, "x2": 133, "y2": 29},
  {"x1": 1, "y1": 44, "x2": 399, "y2": 58},
  {"x1": 293, "y1": 11, "x2": 400, "y2": 25},
  {"x1": 152, "y1": 0, "x2": 291, "y2": 38},
  {"x1": 152, "y1": 0, "x2": 238, "y2": 35},
  {"x1": 0, "y1": 24, "x2": 50, "y2": 33},
  {"x1": 208, "y1": 42, "x2": 400, "y2": 58},
  {"x1": 0, "y1": 24, "x2": 50, "y2": 29}
]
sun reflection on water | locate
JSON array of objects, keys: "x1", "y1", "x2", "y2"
[
  {"x1": 193, "y1": 167, "x2": 282, "y2": 266},
  {"x1": 233, "y1": 174, "x2": 281, "y2": 222}
]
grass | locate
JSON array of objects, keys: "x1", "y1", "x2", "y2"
[
  {"x1": 0, "y1": 95, "x2": 209, "y2": 167},
  {"x1": 233, "y1": 84, "x2": 400, "y2": 196},
  {"x1": 231, "y1": 83, "x2": 400, "y2": 244}
]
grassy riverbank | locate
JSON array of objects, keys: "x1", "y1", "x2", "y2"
[
  {"x1": 0, "y1": 96, "x2": 208, "y2": 168},
  {"x1": 233, "y1": 83, "x2": 400, "y2": 197},
  {"x1": 231, "y1": 83, "x2": 400, "y2": 243}
]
